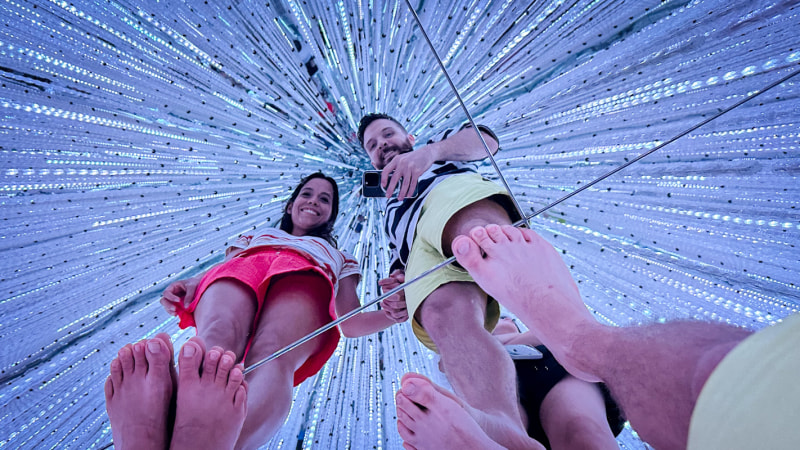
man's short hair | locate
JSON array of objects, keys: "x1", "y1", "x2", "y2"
[{"x1": 357, "y1": 113, "x2": 405, "y2": 146}]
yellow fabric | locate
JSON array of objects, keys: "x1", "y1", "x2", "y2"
[
  {"x1": 688, "y1": 313, "x2": 800, "y2": 449},
  {"x1": 405, "y1": 173, "x2": 512, "y2": 351}
]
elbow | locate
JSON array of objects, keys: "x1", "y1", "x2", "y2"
[{"x1": 338, "y1": 323, "x2": 357, "y2": 339}]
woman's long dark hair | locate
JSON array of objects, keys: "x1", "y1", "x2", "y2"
[{"x1": 279, "y1": 172, "x2": 339, "y2": 247}]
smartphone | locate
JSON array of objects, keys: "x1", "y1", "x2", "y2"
[
  {"x1": 362, "y1": 170, "x2": 419, "y2": 198},
  {"x1": 505, "y1": 345, "x2": 543, "y2": 360}
]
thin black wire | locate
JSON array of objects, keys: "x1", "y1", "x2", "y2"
[{"x1": 401, "y1": 0, "x2": 529, "y2": 226}]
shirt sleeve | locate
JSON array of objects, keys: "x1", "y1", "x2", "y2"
[
  {"x1": 426, "y1": 124, "x2": 499, "y2": 147},
  {"x1": 339, "y1": 250, "x2": 362, "y2": 281},
  {"x1": 228, "y1": 234, "x2": 252, "y2": 251}
]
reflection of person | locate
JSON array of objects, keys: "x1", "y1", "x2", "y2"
[
  {"x1": 491, "y1": 318, "x2": 624, "y2": 449},
  {"x1": 105, "y1": 172, "x2": 408, "y2": 449},
  {"x1": 358, "y1": 114, "x2": 537, "y2": 448},
  {"x1": 397, "y1": 224, "x2": 800, "y2": 450}
]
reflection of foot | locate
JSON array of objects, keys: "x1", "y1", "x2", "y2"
[
  {"x1": 453, "y1": 224, "x2": 602, "y2": 382},
  {"x1": 170, "y1": 338, "x2": 247, "y2": 450},
  {"x1": 104, "y1": 333, "x2": 175, "y2": 450},
  {"x1": 396, "y1": 373, "x2": 505, "y2": 450}
]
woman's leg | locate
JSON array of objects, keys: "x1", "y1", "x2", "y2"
[
  {"x1": 539, "y1": 376, "x2": 619, "y2": 450},
  {"x1": 192, "y1": 279, "x2": 257, "y2": 360},
  {"x1": 234, "y1": 272, "x2": 332, "y2": 450}
]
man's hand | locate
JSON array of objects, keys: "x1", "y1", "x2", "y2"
[
  {"x1": 378, "y1": 269, "x2": 408, "y2": 323},
  {"x1": 160, "y1": 278, "x2": 199, "y2": 315},
  {"x1": 381, "y1": 145, "x2": 438, "y2": 200}
]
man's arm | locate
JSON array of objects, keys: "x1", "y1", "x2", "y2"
[
  {"x1": 382, "y1": 125, "x2": 499, "y2": 200},
  {"x1": 426, "y1": 126, "x2": 499, "y2": 162}
]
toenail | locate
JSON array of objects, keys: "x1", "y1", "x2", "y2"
[
  {"x1": 209, "y1": 350, "x2": 220, "y2": 361},
  {"x1": 404, "y1": 381, "x2": 417, "y2": 396},
  {"x1": 147, "y1": 341, "x2": 161, "y2": 353},
  {"x1": 183, "y1": 344, "x2": 196, "y2": 357},
  {"x1": 455, "y1": 239, "x2": 470, "y2": 255},
  {"x1": 221, "y1": 354, "x2": 233, "y2": 365}
]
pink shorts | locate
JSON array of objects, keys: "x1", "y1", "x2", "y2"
[{"x1": 176, "y1": 247, "x2": 338, "y2": 386}]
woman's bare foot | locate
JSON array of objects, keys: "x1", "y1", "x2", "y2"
[
  {"x1": 104, "y1": 333, "x2": 176, "y2": 450},
  {"x1": 453, "y1": 224, "x2": 605, "y2": 382},
  {"x1": 396, "y1": 373, "x2": 508, "y2": 450},
  {"x1": 170, "y1": 337, "x2": 247, "y2": 450}
]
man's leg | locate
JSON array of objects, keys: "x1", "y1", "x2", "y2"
[
  {"x1": 453, "y1": 224, "x2": 752, "y2": 449},
  {"x1": 538, "y1": 376, "x2": 618, "y2": 450}
]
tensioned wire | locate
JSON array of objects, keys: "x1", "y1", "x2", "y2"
[{"x1": 242, "y1": 5, "x2": 800, "y2": 374}]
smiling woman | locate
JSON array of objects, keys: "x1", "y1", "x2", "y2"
[{"x1": 139, "y1": 172, "x2": 408, "y2": 448}]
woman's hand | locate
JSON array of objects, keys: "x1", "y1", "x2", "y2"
[
  {"x1": 160, "y1": 278, "x2": 199, "y2": 315},
  {"x1": 379, "y1": 269, "x2": 408, "y2": 323}
]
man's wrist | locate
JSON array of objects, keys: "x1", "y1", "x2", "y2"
[{"x1": 426, "y1": 141, "x2": 444, "y2": 162}]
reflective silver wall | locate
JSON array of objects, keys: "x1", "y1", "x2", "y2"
[{"x1": 1, "y1": 0, "x2": 798, "y2": 448}]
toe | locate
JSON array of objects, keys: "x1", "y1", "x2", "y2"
[
  {"x1": 203, "y1": 347, "x2": 222, "y2": 383},
  {"x1": 118, "y1": 345, "x2": 135, "y2": 375},
  {"x1": 132, "y1": 342, "x2": 147, "y2": 374},
  {"x1": 519, "y1": 227, "x2": 541, "y2": 243},
  {"x1": 216, "y1": 351, "x2": 235, "y2": 386},
  {"x1": 145, "y1": 338, "x2": 171, "y2": 373},
  {"x1": 485, "y1": 224, "x2": 507, "y2": 243},
  {"x1": 104, "y1": 376, "x2": 114, "y2": 403},
  {"x1": 397, "y1": 417, "x2": 415, "y2": 443},
  {"x1": 501, "y1": 225, "x2": 524, "y2": 242},
  {"x1": 400, "y1": 378, "x2": 437, "y2": 413},
  {"x1": 110, "y1": 356, "x2": 123, "y2": 386},
  {"x1": 178, "y1": 338, "x2": 205, "y2": 382},
  {"x1": 453, "y1": 235, "x2": 483, "y2": 271},
  {"x1": 468, "y1": 226, "x2": 497, "y2": 252},
  {"x1": 153, "y1": 332, "x2": 175, "y2": 364},
  {"x1": 225, "y1": 363, "x2": 244, "y2": 396},
  {"x1": 233, "y1": 384, "x2": 247, "y2": 410},
  {"x1": 396, "y1": 405, "x2": 415, "y2": 427}
]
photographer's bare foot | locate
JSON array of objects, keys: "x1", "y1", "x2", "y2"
[
  {"x1": 170, "y1": 338, "x2": 247, "y2": 450},
  {"x1": 453, "y1": 224, "x2": 603, "y2": 382},
  {"x1": 104, "y1": 333, "x2": 175, "y2": 450},
  {"x1": 396, "y1": 373, "x2": 507, "y2": 450}
]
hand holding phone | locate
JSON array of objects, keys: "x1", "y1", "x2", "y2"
[{"x1": 362, "y1": 170, "x2": 418, "y2": 198}]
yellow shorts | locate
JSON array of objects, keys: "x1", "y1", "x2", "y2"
[
  {"x1": 405, "y1": 172, "x2": 519, "y2": 352},
  {"x1": 688, "y1": 313, "x2": 800, "y2": 449}
]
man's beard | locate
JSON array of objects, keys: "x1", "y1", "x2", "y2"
[{"x1": 381, "y1": 140, "x2": 414, "y2": 168}]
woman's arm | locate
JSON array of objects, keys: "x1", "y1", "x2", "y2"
[{"x1": 335, "y1": 274, "x2": 408, "y2": 338}]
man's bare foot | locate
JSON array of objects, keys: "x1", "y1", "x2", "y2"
[
  {"x1": 170, "y1": 337, "x2": 247, "y2": 450},
  {"x1": 396, "y1": 373, "x2": 508, "y2": 450},
  {"x1": 104, "y1": 333, "x2": 176, "y2": 450},
  {"x1": 453, "y1": 224, "x2": 604, "y2": 382}
]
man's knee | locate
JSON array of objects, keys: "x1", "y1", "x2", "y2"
[
  {"x1": 418, "y1": 287, "x2": 488, "y2": 339},
  {"x1": 552, "y1": 416, "x2": 614, "y2": 449}
]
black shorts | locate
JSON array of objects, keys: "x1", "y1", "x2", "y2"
[{"x1": 516, "y1": 346, "x2": 625, "y2": 448}]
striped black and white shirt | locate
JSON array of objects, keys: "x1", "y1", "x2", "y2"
[{"x1": 384, "y1": 124, "x2": 499, "y2": 272}]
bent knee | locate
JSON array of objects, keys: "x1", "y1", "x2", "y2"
[
  {"x1": 418, "y1": 291, "x2": 486, "y2": 331},
  {"x1": 547, "y1": 415, "x2": 616, "y2": 450}
]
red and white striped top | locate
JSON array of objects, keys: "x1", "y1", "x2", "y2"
[{"x1": 229, "y1": 228, "x2": 360, "y2": 292}]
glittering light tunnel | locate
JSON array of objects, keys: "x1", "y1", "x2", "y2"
[{"x1": 1, "y1": 1, "x2": 798, "y2": 449}]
